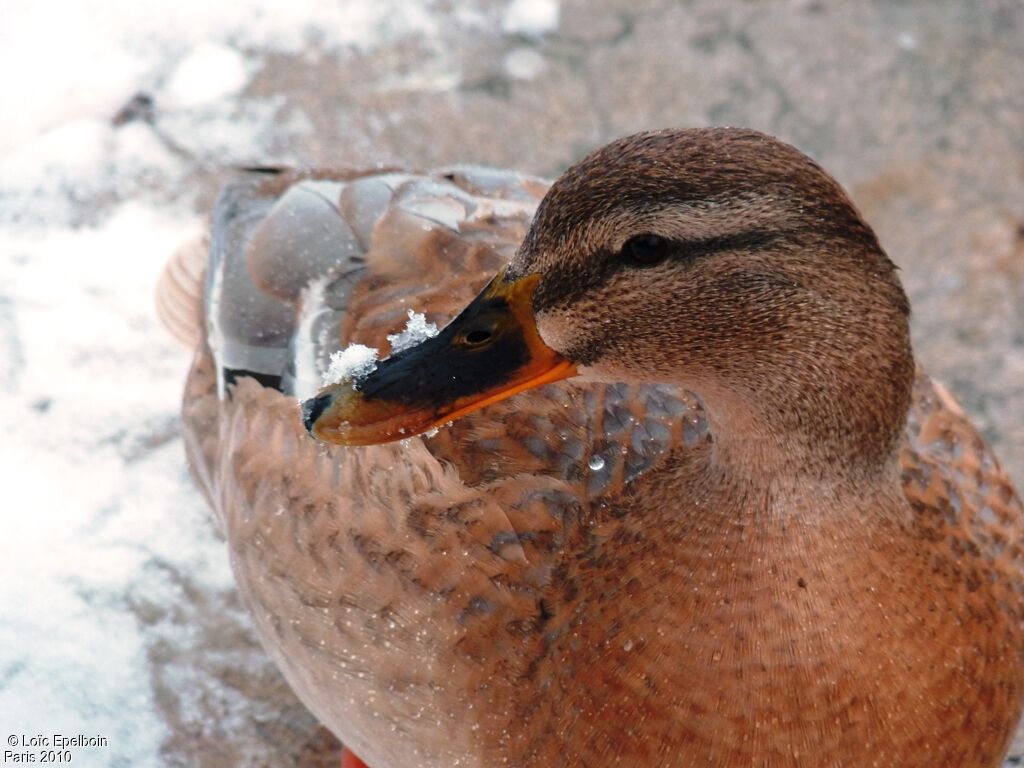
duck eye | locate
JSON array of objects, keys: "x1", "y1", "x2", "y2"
[{"x1": 621, "y1": 234, "x2": 669, "y2": 266}]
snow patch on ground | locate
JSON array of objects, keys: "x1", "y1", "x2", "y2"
[
  {"x1": 0, "y1": 203, "x2": 222, "y2": 765},
  {"x1": 161, "y1": 42, "x2": 254, "y2": 110},
  {"x1": 1, "y1": 117, "x2": 185, "y2": 227},
  {"x1": 504, "y1": 47, "x2": 547, "y2": 80},
  {"x1": 0, "y1": 0, "x2": 443, "y2": 154},
  {"x1": 502, "y1": 0, "x2": 560, "y2": 36}
]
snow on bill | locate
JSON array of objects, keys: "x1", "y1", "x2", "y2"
[
  {"x1": 324, "y1": 344, "x2": 380, "y2": 386},
  {"x1": 387, "y1": 310, "x2": 439, "y2": 354}
]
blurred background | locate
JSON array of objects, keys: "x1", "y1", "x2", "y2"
[{"x1": 1, "y1": 0, "x2": 1021, "y2": 765}]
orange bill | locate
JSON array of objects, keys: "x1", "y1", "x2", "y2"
[{"x1": 301, "y1": 270, "x2": 578, "y2": 446}]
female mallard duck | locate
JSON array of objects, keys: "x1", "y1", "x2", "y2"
[{"x1": 166, "y1": 128, "x2": 1024, "y2": 767}]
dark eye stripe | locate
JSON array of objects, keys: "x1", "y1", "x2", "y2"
[
  {"x1": 533, "y1": 229, "x2": 787, "y2": 310},
  {"x1": 618, "y1": 229, "x2": 783, "y2": 269},
  {"x1": 680, "y1": 229, "x2": 782, "y2": 257}
]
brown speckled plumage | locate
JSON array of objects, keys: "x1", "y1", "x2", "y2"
[{"x1": 169, "y1": 129, "x2": 1024, "y2": 766}]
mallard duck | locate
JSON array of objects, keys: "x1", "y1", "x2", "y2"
[{"x1": 165, "y1": 129, "x2": 1024, "y2": 767}]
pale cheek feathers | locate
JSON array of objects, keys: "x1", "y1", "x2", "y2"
[
  {"x1": 535, "y1": 282, "x2": 664, "y2": 371},
  {"x1": 536, "y1": 301, "x2": 616, "y2": 368},
  {"x1": 535, "y1": 309, "x2": 577, "y2": 358}
]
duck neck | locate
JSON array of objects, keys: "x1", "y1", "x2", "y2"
[{"x1": 693, "y1": 333, "x2": 916, "y2": 490}]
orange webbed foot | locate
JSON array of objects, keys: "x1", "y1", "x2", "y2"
[{"x1": 342, "y1": 747, "x2": 370, "y2": 768}]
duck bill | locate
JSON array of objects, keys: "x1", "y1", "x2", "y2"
[{"x1": 302, "y1": 271, "x2": 578, "y2": 446}]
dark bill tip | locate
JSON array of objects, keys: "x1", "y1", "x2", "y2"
[{"x1": 301, "y1": 391, "x2": 335, "y2": 433}]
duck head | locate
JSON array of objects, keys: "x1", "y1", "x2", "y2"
[{"x1": 304, "y1": 128, "x2": 914, "y2": 477}]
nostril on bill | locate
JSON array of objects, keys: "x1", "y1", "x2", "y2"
[
  {"x1": 464, "y1": 328, "x2": 493, "y2": 346},
  {"x1": 301, "y1": 392, "x2": 334, "y2": 433}
]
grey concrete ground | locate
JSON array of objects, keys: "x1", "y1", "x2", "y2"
[{"x1": 115, "y1": 0, "x2": 1024, "y2": 763}]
